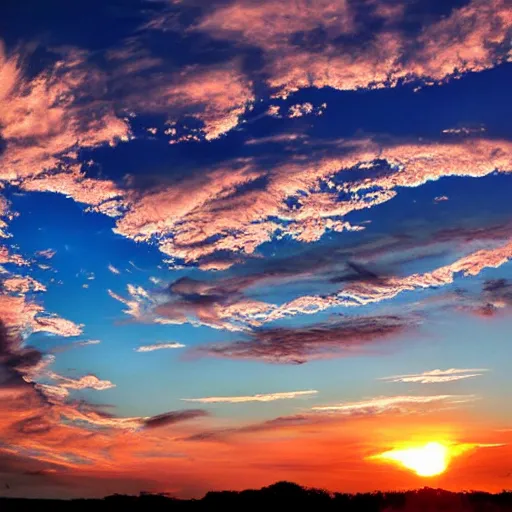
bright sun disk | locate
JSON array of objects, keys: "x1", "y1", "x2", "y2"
[{"x1": 376, "y1": 441, "x2": 449, "y2": 477}]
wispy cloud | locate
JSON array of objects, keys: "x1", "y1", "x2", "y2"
[
  {"x1": 380, "y1": 368, "x2": 489, "y2": 384},
  {"x1": 311, "y1": 395, "x2": 476, "y2": 414},
  {"x1": 181, "y1": 390, "x2": 318, "y2": 404},
  {"x1": 50, "y1": 339, "x2": 101, "y2": 354},
  {"x1": 193, "y1": 315, "x2": 417, "y2": 364},
  {"x1": 135, "y1": 342, "x2": 185, "y2": 352},
  {"x1": 35, "y1": 249, "x2": 56, "y2": 259},
  {"x1": 108, "y1": 264, "x2": 121, "y2": 275}
]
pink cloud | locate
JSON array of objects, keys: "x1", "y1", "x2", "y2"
[
  {"x1": 0, "y1": 45, "x2": 129, "y2": 181},
  {"x1": 35, "y1": 249, "x2": 57, "y2": 259},
  {"x1": 3, "y1": 276, "x2": 47, "y2": 294},
  {"x1": 195, "y1": 0, "x2": 510, "y2": 98},
  {"x1": 195, "y1": 0, "x2": 355, "y2": 51},
  {"x1": 119, "y1": 64, "x2": 254, "y2": 140},
  {"x1": 111, "y1": 137, "x2": 511, "y2": 267}
]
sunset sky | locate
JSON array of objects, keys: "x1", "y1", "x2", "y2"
[{"x1": 0, "y1": 0, "x2": 511, "y2": 499}]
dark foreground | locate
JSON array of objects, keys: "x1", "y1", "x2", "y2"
[{"x1": 2, "y1": 482, "x2": 512, "y2": 511}]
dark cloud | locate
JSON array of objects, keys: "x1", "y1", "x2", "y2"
[
  {"x1": 192, "y1": 315, "x2": 416, "y2": 364},
  {"x1": 473, "y1": 279, "x2": 512, "y2": 317},
  {"x1": 0, "y1": 320, "x2": 47, "y2": 403},
  {"x1": 13, "y1": 415, "x2": 53, "y2": 436},
  {"x1": 184, "y1": 414, "x2": 314, "y2": 442},
  {"x1": 143, "y1": 409, "x2": 209, "y2": 429}
]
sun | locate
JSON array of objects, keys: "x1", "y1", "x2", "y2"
[{"x1": 373, "y1": 442, "x2": 449, "y2": 477}]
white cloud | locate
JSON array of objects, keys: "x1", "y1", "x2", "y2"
[
  {"x1": 380, "y1": 368, "x2": 488, "y2": 384},
  {"x1": 135, "y1": 342, "x2": 186, "y2": 352},
  {"x1": 312, "y1": 394, "x2": 476, "y2": 413},
  {"x1": 182, "y1": 390, "x2": 318, "y2": 403}
]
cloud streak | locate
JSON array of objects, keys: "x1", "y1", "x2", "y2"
[
  {"x1": 135, "y1": 342, "x2": 186, "y2": 352},
  {"x1": 181, "y1": 390, "x2": 318, "y2": 404},
  {"x1": 311, "y1": 394, "x2": 476, "y2": 414},
  {"x1": 380, "y1": 369, "x2": 489, "y2": 384},
  {"x1": 142, "y1": 409, "x2": 209, "y2": 429}
]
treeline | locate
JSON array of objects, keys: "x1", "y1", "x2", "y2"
[{"x1": 2, "y1": 481, "x2": 512, "y2": 511}]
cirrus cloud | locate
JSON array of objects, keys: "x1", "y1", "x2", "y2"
[
  {"x1": 181, "y1": 390, "x2": 318, "y2": 404},
  {"x1": 380, "y1": 368, "x2": 489, "y2": 384}
]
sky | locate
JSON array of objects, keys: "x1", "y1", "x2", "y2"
[{"x1": 0, "y1": 0, "x2": 511, "y2": 499}]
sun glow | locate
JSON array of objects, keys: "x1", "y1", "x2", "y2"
[{"x1": 374, "y1": 442, "x2": 450, "y2": 477}]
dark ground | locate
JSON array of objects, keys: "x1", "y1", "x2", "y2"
[{"x1": 2, "y1": 482, "x2": 512, "y2": 511}]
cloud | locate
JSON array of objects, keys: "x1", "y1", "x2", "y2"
[
  {"x1": 0, "y1": 43, "x2": 130, "y2": 182},
  {"x1": 193, "y1": 315, "x2": 416, "y2": 364},
  {"x1": 194, "y1": 0, "x2": 355, "y2": 53},
  {"x1": 2, "y1": 276, "x2": 46, "y2": 294},
  {"x1": 311, "y1": 394, "x2": 476, "y2": 414},
  {"x1": 20, "y1": 166, "x2": 126, "y2": 217},
  {"x1": 181, "y1": 390, "x2": 318, "y2": 404},
  {"x1": 466, "y1": 279, "x2": 512, "y2": 317},
  {"x1": 31, "y1": 315, "x2": 83, "y2": 337},
  {"x1": 46, "y1": 372, "x2": 116, "y2": 391},
  {"x1": 108, "y1": 220, "x2": 512, "y2": 332},
  {"x1": 0, "y1": 293, "x2": 82, "y2": 338},
  {"x1": 108, "y1": 264, "x2": 121, "y2": 275},
  {"x1": 0, "y1": 246, "x2": 29, "y2": 267},
  {"x1": 380, "y1": 368, "x2": 489, "y2": 384},
  {"x1": 50, "y1": 339, "x2": 101, "y2": 353},
  {"x1": 116, "y1": 62, "x2": 254, "y2": 141},
  {"x1": 35, "y1": 249, "x2": 56, "y2": 259},
  {"x1": 135, "y1": 342, "x2": 185, "y2": 352},
  {"x1": 108, "y1": 285, "x2": 153, "y2": 320},
  {"x1": 142, "y1": 409, "x2": 209, "y2": 429},
  {"x1": 260, "y1": 237, "x2": 512, "y2": 326},
  {"x1": 183, "y1": 414, "x2": 317, "y2": 442},
  {"x1": 112, "y1": 137, "x2": 511, "y2": 268},
  {"x1": 195, "y1": 0, "x2": 511, "y2": 98}
]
